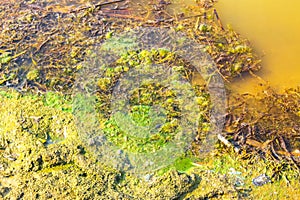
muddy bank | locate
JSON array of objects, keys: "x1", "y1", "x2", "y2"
[
  {"x1": 0, "y1": 89, "x2": 299, "y2": 199},
  {"x1": 0, "y1": 90, "x2": 238, "y2": 199}
]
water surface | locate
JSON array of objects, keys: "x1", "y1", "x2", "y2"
[{"x1": 216, "y1": 0, "x2": 300, "y2": 93}]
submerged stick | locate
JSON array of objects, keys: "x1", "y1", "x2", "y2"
[
  {"x1": 213, "y1": 9, "x2": 224, "y2": 30},
  {"x1": 217, "y1": 134, "x2": 241, "y2": 152},
  {"x1": 70, "y1": 0, "x2": 125, "y2": 13}
]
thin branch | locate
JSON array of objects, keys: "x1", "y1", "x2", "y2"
[{"x1": 70, "y1": 0, "x2": 125, "y2": 13}]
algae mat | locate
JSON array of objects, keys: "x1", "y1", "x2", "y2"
[{"x1": 0, "y1": 90, "x2": 299, "y2": 199}]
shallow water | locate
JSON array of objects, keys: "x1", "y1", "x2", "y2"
[
  {"x1": 215, "y1": 0, "x2": 300, "y2": 93},
  {"x1": 6, "y1": 0, "x2": 299, "y2": 94}
]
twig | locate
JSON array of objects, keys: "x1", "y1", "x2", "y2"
[
  {"x1": 213, "y1": 9, "x2": 224, "y2": 30},
  {"x1": 249, "y1": 70, "x2": 266, "y2": 83},
  {"x1": 70, "y1": 0, "x2": 125, "y2": 13},
  {"x1": 217, "y1": 133, "x2": 241, "y2": 152},
  {"x1": 217, "y1": 134, "x2": 231, "y2": 147},
  {"x1": 34, "y1": 38, "x2": 51, "y2": 54}
]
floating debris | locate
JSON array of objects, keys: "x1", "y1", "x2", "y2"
[{"x1": 224, "y1": 87, "x2": 300, "y2": 172}]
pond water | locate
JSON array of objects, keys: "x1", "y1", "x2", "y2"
[
  {"x1": 4, "y1": 0, "x2": 299, "y2": 94},
  {"x1": 215, "y1": 0, "x2": 300, "y2": 93},
  {"x1": 133, "y1": 0, "x2": 300, "y2": 93}
]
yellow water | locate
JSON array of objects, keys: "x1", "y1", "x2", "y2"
[
  {"x1": 216, "y1": 0, "x2": 300, "y2": 93},
  {"x1": 40, "y1": 0, "x2": 300, "y2": 94}
]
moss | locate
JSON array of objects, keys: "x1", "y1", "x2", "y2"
[
  {"x1": 43, "y1": 91, "x2": 72, "y2": 113},
  {"x1": 185, "y1": 170, "x2": 239, "y2": 199},
  {"x1": 26, "y1": 69, "x2": 39, "y2": 81},
  {"x1": 250, "y1": 178, "x2": 300, "y2": 199},
  {"x1": 0, "y1": 90, "x2": 298, "y2": 199},
  {"x1": 0, "y1": 52, "x2": 12, "y2": 64},
  {"x1": 0, "y1": 89, "x2": 199, "y2": 199},
  {"x1": 81, "y1": 49, "x2": 212, "y2": 156},
  {"x1": 0, "y1": 90, "x2": 229, "y2": 199},
  {"x1": 0, "y1": 90, "x2": 78, "y2": 175}
]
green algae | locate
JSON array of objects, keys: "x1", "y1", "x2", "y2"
[
  {"x1": 26, "y1": 69, "x2": 39, "y2": 81},
  {"x1": 0, "y1": 90, "x2": 232, "y2": 199},
  {"x1": 71, "y1": 44, "x2": 217, "y2": 175},
  {"x1": 101, "y1": 34, "x2": 139, "y2": 55},
  {"x1": 0, "y1": 52, "x2": 12, "y2": 64},
  {"x1": 77, "y1": 48, "x2": 212, "y2": 156},
  {"x1": 43, "y1": 91, "x2": 72, "y2": 113},
  {"x1": 0, "y1": 90, "x2": 299, "y2": 199}
]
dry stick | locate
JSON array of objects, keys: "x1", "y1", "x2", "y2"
[
  {"x1": 213, "y1": 68, "x2": 230, "y2": 83},
  {"x1": 176, "y1": 14, "x2": 203, "y2": 20},
  {"x1": 203, "y1": 12, "x2": 207, "y2": 24},
  {"x1": 278, "y1": 136, "x2": 289, "y2": 153},
  {"x1": 213, "y1": 9, "x2": 224, "y2": 30},
  {"x1": 34, "y1": 38, "x2": 51, "y2": 54},
  {"x1": 70, "y1": 0, "x2": 125, "y2": 13},
  {"x1": 217, "y1": 134, "x2": 232, "y2": 147},
  {"x1": 270, "y1": 142, "x2": 281, "y2": 160},
  {"x1": 249, "y1": 70, "x2": 266, "y2": 83},
  {"x1": 217, "y1": 134, "x2": 241, "y2": 152},
  {"x1": 101, "y1": 13, "x2": 144, "y2": 20},
  {"x1": 11, "y1": 50, "x2": 27, "y2": 60},
  {"x1": 136, "y1": 2, "x2": 152, "y2": 20},
  {"x1": 195, "y1": 16, "x2": 200, "y2": 30}
]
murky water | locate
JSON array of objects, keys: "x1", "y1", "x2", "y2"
[
  {"x1": 7, "y1": 0, "x2": 299, "y2": 93},
  {"x1": 215, "y1": 0, "x2": 300, "y2": 93}
]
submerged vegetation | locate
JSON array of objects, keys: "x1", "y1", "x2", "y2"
[
  {"x1": 0, "y1": 0, "x2": 299, "y2": 199},
  {"x1": 90, "y1": 49, "x2": 211, "y2": 154},
  {"x1": 0, "y1": 0, "x2": 260, "y2": 93}
]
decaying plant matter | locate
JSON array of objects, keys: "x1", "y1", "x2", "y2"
[
  {"x1": 223, "y1": 87, "x2": 300, "y2": 173},
  {"x1": 0, "y1": 0, "x2": 260, "y2": 93}
]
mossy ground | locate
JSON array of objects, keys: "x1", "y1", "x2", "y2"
[
  {"x1": 0, "y1": 90, "x2": 299, "y2": 199},
  {"x1": 0, "y1": 89, "x2": 218, "y2": 199}
]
